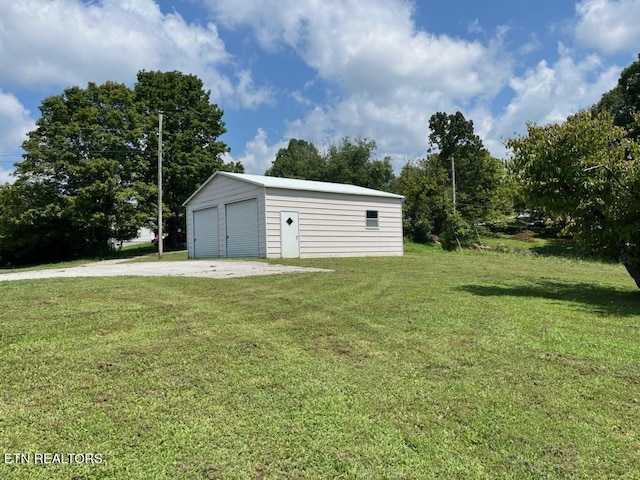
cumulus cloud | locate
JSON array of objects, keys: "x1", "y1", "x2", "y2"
[
  {"x1": 0, "y1": 92, "x2": 34, "y2": 182},
  {"x1": 224, "y1": 129, "x2": 286, "y2": 174},
  {"x1": 233, "y1": 70, "x2": 275, "y2": 109},
  {"x1": 0, "y1": 92, "x2": 32, "y2": 148},
  {"x1": 204, "y1": 0, "x2": 511, "y2": 101},
  {"x1": 207, "y1": 0, "x2": 630, "y2": 165},
  {"x1": 575, "y1": 0, "x2": 640, "y2": 54},
  {"x1": 491, "y1": 47, "x2": 620, "y2": 157},
  {"x1": 285, "y1": 96, "x2": 435, "y2": 161},
  {"x1": 1, "y1": 0, "x2": 626, "y2": 179},
  {"x1": 204, "y1": 0, "x2": 514, "y2": 163},
  {"x1": 0, "y1": 0, "x2": 271, "y2": 106}
]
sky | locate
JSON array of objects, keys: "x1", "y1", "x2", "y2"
[{"x1": 1, "y1": 0, "x2": 639, "y2": 184}]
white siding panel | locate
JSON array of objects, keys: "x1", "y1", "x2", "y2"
[{"x1": 264, "y1": 188, "x2": 403, "y2": 258}]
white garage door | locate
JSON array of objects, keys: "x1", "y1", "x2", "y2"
[
  {"x1": 193, "y1": 207, "x2": 218, "y2": 258},
  {"x1": 226, "y1": 199, "x2": 259, "y2": 257}
]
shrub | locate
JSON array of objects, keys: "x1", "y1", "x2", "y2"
[{"x1": 440, "y1": 210, "x2": 473, "y2": 251}]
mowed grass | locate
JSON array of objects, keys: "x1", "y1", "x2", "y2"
[{"x1": 0, "y1": 246, "x2": 639, "y2": 479}]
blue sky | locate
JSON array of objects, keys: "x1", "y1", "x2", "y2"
[{"x1": 1, "y1": 0, "x2": 639, "y2": 183}]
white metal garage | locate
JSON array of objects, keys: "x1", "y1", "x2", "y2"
[{"x1": 182, "y1": 172, "x2": 404, "y2": 259}]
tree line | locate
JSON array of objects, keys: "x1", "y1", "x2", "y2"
[
  {"x1": 269, "y1": 54, "x2": 640, "y2": 287},
  {"x1": 0, "y1": 71, "x2": 241, "y2": 265},
  {"x1": 1, "y1": 54, "x2": 640, "y2": 288},
  {"x1": 267, "y1": 116, "x2": 510, "y2": 251}
]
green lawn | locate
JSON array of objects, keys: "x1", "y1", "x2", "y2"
[
  {"x1": 475, "y1": 231, "x2": 588, "y2": 259},
  {"x1": 1, "y1": 245, "x2": 639, "y2": 479}
]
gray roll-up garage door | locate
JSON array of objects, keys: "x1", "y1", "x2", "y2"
[
  {"x1": 226, "y1": 198, "x2": 258, "y2": 257},
  {"x1": 193, "y1": 207, "x2": 218, "y2": 258}
]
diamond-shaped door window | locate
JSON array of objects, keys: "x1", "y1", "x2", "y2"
[{"x1": 286, "y1": 217, "x2": 294, "y2": 225}]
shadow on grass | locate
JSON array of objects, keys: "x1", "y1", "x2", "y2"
[
  {"x1": 459, "y1": 280, "x2": 640, "y2": 317},
  {"x1": 530, "y1": 238, "x2": 590, "y2": 260}
]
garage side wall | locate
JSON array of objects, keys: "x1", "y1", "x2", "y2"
[
  {"x1": 265, "y1": 188, "x2": 403, "y2": 258},
  {"x1": 185, "y1": 176, "x2": 266, "y2": 258}
]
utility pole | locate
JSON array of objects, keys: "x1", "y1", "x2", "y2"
[
  {"x1": 157, "y1": 111, "x2": 163, "y2": 259},
  {"x1": 451, "y1": 155, "x2": 456, "y2": 214}
]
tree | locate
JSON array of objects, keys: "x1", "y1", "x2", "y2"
[
  {"x1": 395, "y1": 156, "x2": 449, "y2": 243},
  {"x1": 0, "y1": 71, "x2": 239, "y2": 265},
  {"x1": 265, "y1": 136, "x2": 395, "y2": 192},
  {"x1": 397, "y1": 112, "x2": 507, "y2": 246},
  {"x1": 594, "y1": 53, "x2": 640, "y2": 138},
  {"x1": 265, "y1": 139, "x2": 325, "y2": 180},
  {"x1": 0, "y1": 81, "x2": 153, "y2": 265},
  {"x1": 324, "y1": 137, "x2": 395, "y2": 191},
  {"x1": 134, "y1": 71, "x2": 239, "y2": 245},
  {"x1": 506, "y1": 110, "x2": 640, "y2": 289},
  {"x1": 428, "y1": 111, "x2": 506, "y2": 223}
]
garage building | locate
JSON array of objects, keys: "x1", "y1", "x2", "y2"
[{"x1": 182, "y1": 172, "x2": 404, "y2": 259}]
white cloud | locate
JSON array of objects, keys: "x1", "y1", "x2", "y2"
[
  {"x1": 205, "y1": 0, "x2": 513, "y2": 163},
  {"x1": 281, "y1": 45, "x2": 623, "y2": 163},
  {"x1": 519, "y1": 34, "x2": 542, "y2": 56},
  {"x1": 0, "y1": 92, "x2": 32, "y2": 148},
  {"x1": 233, "y1": 70, "x2": 275, "y2": 109},
  {"x1": 0, "y1": 92, "x2": 33, "y2": 182},
  {"x1": 291, "y1": 91, "x2": 313, "y2": 106},
  {"x1": 575, "y1": 0, "x2": 640, "y2": 54},
  {"x1": 0, "y1": 169, "x2": 15, "y2": 184},
  {"x1": 285, "y1": 97, "x2": 434, "y2": 160},
  {"x1": 224, "y1": 129, "x2": 286, "y2": 174},
  {"x1": 492, "y1": 47, "x2": 620, "y2": 157},
  {"x1": 0, "y1": 0, "x2": 271, "y2": 105},
  {"x1": 468, "y1": 19, "x2": 483, "y2": 35},
  {"x1": 205, "y1": 0, "x2": 511, "y2": 101}
]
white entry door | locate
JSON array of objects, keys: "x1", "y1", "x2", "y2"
[{"x1": 280, "y1": 211, "x2": 300, "y2": 258}]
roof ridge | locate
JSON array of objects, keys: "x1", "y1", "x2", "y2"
[{"x1": 183, "y1": 171, "x2": 404, "y2": 206}]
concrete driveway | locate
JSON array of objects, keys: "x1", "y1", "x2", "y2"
[{"x1": 0, "y1": 258, "x2": 331, "y2": 282}]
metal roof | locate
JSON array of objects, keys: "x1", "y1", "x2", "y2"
[{"x1": 183, "y1": 172, "x2": 404, "y2": 205}]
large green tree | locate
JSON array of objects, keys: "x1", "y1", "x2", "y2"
[
  {"x1": 506, "y1": 110, "x2": 640, "y2": 289},
  {"x1": 0, "y1": 71, "x2": 240, "y2": 265},
  {"x1": 265, "y1": 139, "x2": 325, "y2": 180},
  {"x1": 0, "y1": 81, "x2": 152, "y2": 265},
  {"x1": 397, "y1": 111, "x2": 507, "y2": 247},
  {"x1": 266, "y1": 136, "x2": 395, "y2": 192},
  {"x1": 324, "y1": 137, "x2": 395, "y2": 191},
  {"x1": 594, "y1": 53, "x2": 640, "y2": 138},
  {"x1": 134, "y1": 71, "x2": 241, "y2": 245},
  {"x1": 428, "y1": 111, "x2": 506, "y2": 223},
  {"x1": 395, "y1": 155, "x2": 449, "y2": 243}
]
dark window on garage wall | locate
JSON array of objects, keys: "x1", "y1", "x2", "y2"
[{"x1": 366, "y1": 210, "x2": 379, "y2": 229}]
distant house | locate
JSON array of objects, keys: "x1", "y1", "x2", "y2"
[{"x1": 182, "y1": 172, "x2": 404, "y2": 259}]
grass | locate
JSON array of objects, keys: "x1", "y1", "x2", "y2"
[{"x1": 1, "y1": 245, "x2": 639, "y2": 479}]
